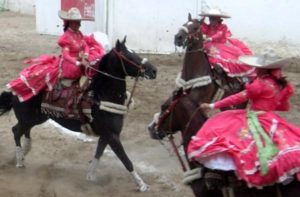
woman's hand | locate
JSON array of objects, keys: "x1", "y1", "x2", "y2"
[
  {"x1": 80, "y1": 59, "x2": 90, "y2": 67},
  {"x1": 200, "y1": 103, "x2": 213, "y2": 111}
]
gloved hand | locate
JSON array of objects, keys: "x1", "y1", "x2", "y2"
[
  {"x1": 80, "y1": 58, "x2": 90, "y2": 67},
  {"x1": 204, "y1": 37, "x2": 212, "y2": 42}
]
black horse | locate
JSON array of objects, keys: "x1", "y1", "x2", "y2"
[{"x1": 0, "y1": 37, "x2": 157, "y2": 192}]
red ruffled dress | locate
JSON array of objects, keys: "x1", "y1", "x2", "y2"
[
  {"x1": 7, "y1": 29, "x2": 105, "y2": 102},
  {"x1": 201, "y1": 23, "x2": 256, "y2": 78},
  {"x1": 188, "y1": 76, "x2": 300, "y2": 187}
]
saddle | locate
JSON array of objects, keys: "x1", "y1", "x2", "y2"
[
  {"x1": 212, "y1": 64, "x2": 246, "y2": 93},
  {"x1": 41, "y1": 79, "x2": 93, "y2": 121}
]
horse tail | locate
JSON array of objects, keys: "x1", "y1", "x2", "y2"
[{"x1": 0, "y1": 91, "x2": 13, "y2": 115}]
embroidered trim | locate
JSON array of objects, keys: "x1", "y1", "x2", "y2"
[
  {"x1": 20, "y1": 74, "x2": 37, "y2": 96},
  {"x1": 211, "y1": 88, "x2": 224, "y2": 103},
  {"x1": 175, "y1": 72, "x2": 212, "y2": 90},
  {"x1": 99, "y1": 101, "x2": 127, "y2": 115},
  {"x1": 188, "y1": 137, "x2": 219, "y2": 159}
]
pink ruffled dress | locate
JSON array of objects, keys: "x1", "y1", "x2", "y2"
[
  {"x1": 188, "y1": 76, "x2": 300, "y2": 187},
  {"x1": 7, "y1": 29, "x2": 105, "y2": 102},
  {"x1": 201, "y1": 23, "x2": 256, "y2": 78}
]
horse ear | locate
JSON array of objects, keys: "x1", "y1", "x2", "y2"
[
  {"x1": 116, "y1": 39, "x2": 121, "y2": 50},
  {"x1": 122, "y1": 36, "x2": 127, "y2": 45},
  {"x1": 188, "y1": 13, "x2": 192, "y2": 21}
]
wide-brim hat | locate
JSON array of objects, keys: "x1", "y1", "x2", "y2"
[
  {"x1": 239, "y1": 55, "x2": 294, "y2": 69},
  {"x1": 199, "y1": 8, "x2": 231, "y2": 18},
  {"x1": 58, "y1": 7, "x2": 88, "y2": 21}
]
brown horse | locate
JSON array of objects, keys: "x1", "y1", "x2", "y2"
[
  {"x1": 148, "y1": 89, "x2": 300, "y2": 197},
  {"x1": 173, "y1": 13, "x2": 246, "y2": 108},
  {"x1": 148, "y1": 14, "x2": 300, "y2": 197}
]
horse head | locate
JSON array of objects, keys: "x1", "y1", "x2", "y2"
[
  {"x1": 110, "y1": 37, "x2": 157, "y2": 79},
  {"x1": 148, "y1": 90, "x2": 207, "y2": 143},
  {"x1": 174, "y1": 13, "x2": 204, "y2": 50}
]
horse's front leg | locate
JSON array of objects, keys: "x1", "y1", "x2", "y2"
[
  {"x1": 108, "y1": 134, "x2": 149, "y2": 192},
  {"x1": 86, "y1": 137, "x2": 108, "y2": 181}
]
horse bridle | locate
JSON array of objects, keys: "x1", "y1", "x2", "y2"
[
  {"x1": 113, "y1": 48, "x2": 148, "y2": 78},
  {"x1": 179, "y1": 23, "x2": 204, "y2": 53},
  {"x1": 155, "y1": 89, "x2": 194, "y2": 172},
  {"x1": 88, "y1": 48, "x2": 148, "y2": 81}
]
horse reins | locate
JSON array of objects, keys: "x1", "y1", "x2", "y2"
[
  {"x1": 156, "y1": 90, "x2": 190, "y2": 172},
  {"x1": 87, "y1": 48, "x2": 146, "y2": 110}
]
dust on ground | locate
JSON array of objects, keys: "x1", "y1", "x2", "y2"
[{"x1": 0, "y1": 11, "x2": 300, "y2": 197}]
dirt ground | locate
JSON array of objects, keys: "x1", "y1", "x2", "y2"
[{"x1": 0, "y1": 11, "x2": 300, "y2": 197}]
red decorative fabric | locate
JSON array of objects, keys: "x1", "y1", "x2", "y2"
[
  {"x1": 83, "y1": 33, "x2": 105, "y2": 78},
  {"x1": 7, "y1": 29, "x2": 106, "y2": 102},
  {"x1": 201, "y1": 23, "x2": 256, "y2": 78},
  {"x1": 7, "y1": 55, "x2": 59, "y2": 102},
  {"x1": 58, "y1": 29, "x2": 89, "y2": 79},
  {"x1": 188, "y1": 76, "x2": 300, "y2": 187}
]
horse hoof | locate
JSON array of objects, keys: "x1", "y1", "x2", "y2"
[
  {"x1": 86, "y1": 173, "x2": 97, "y2": 181},
  {"x1": 16, "y1": 163, "x2": 25, "y2": 168},
  {"x1": 138, "y1": 184, "x2": 149, "y2": 192}
]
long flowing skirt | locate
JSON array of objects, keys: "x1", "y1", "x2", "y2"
[
  {"x1": 205, "y1": 39, "x2": 256, "y2": 78},
  {"x1": 7, "y1": 55, "x2": 59, "y2": 102},
  {"x1": 188, "y1": 110, "x2": 300, "y2": 187}
]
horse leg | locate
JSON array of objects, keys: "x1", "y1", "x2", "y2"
[
  {"x1": 12, "y1": 123, "x2": 25, "y2": 167},
  {"x1": 12, "y1": 122, "x2": 33, "y2": 167},
  {"x1": 86, "y1": 137, "x2": 108, "y2": 181},
  {"x1": 22, "y1": 126, "x2": 32, "y2": 155},
  {"x1": 108, "y1": 134, "x2": 148, "y2": 192}
]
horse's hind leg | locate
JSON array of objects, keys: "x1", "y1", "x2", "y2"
[
  {"x1": 12, "y1": 123, "x2": 32, "y2": 167},
  {"x1": 108, "y1": 134, "x2": 148, "y2": 192},
  {"x1": 12, "y1": 123, "x2": 25, "y2": 167},
  {"x1": 86, "y1": 137, "x2": 108, "y2": 181}
]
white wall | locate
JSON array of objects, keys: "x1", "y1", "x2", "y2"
[
  {"x1": 107, "y1": 0, "x2": 199, "y2": 53},
  {"x1": 34, "y1": 0, "x2": 300, "y2": 54},
  {"x1": 1, "y1": 0, "x2": 35, "y2": 14},
  {"x1": 36, "y1": 0, "x2": 106, "y2": 36}
]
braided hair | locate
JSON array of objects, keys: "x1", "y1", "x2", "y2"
[{"x1": 63, "y1": 20, "x2": 70, "y2": 32}]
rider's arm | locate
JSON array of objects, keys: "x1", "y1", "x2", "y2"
[
  {"x1": 58, "y1": 35, "x2": 81, "y2": 66},
  {"x1": 208, "y1": 24, "x2": 228, "y2": 42},
  {"x1": 61, "y1": 47, "x2": 81, "y2": 66},
  {"x1": 80, "y1": 32, "x2": 89, "y2": 59},
  {"x1": 211, "y1": 90, "x2": 248, "y2": 109}
]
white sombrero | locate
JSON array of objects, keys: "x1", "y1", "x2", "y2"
[
  {"x1": 199, "y1": 8, "x2": 231, "y2": 18},
  {"x1": 239, "y1": 54, "x2": 294, "y2": 69},
  {"x1": 58, "y1": 7, "x2": 87, "y2": 21}
]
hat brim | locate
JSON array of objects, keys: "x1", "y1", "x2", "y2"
[
  {"x1": 58, "y1": 10, "x2": 88, "y2": 21},
  {"x1": 239, "y1": 56, "x2": 293, "y2": 69},
  {"x1": 199, "y1": 13, "x2": 231, "y2": 18}
]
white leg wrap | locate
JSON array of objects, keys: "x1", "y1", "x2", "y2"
[
  {"x1": 16, "y1": 146, "x2": 25, "y2": 168},
  {"x1": 86, "y1": 158, "x2": 99, "y2": 181},
  {"x1": 130, "y1": 171, "x2": 149, "y2": 192},
  {"x1": 182, "y1": 167, "x2": 203, "y2": 185},
  {"x1": 22, "y1": 137, "x2": 32, "y2": 155}
]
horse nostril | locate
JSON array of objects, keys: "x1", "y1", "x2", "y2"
[{"x1": 176, "y1": 35, "x2": 183, "y2": 41}]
